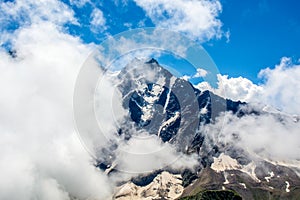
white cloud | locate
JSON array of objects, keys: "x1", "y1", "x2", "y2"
[
  {"x1": 193, "y1": 68, "x2": 208, "y2": 78},
  {"x1": 134, "y1": 0, "x2": 223, "y2": 41},
  {"x1": 90, "y1": 8, "x2": 106, "y2": 33},
  {"x1": 196, "y1": 57, "x2": 300, "y2": 115},
  {"x1": 0, "y1": 2, "x2": 203, "y2": 199},
  {"x1": 69, "y1": 0, "x2": 90, "y2": 7},
  {"x1": 4, "y1": 0, "x2": 300, "y2": 198},
  {"x1": 116, "y1": 133, "x2": 198, "y2": 173},
  {"x1": 224, "y1": 30, "x2": 230, "y2": 43},
  {"x1": 197, "y1": 57, "x2": 300, "y2": 172},
  {"x1": 181, "y1": 74, "x2": 191, "y2": 81},
  {"x1": 196, "y1": 74, "x2": 264, "y2": 102},
  {"x1": 258, "y1": 57, "x2": 300, "y2": 114},
  {"x1": 0, "y1": 5, "x2": 114, "y2": 199},
  {"x1": 0, "y1": 0, "x2": 77, "y2": 28},
  {"x1": 202, "y1": 111, "x2": 300, "y2": 163}
]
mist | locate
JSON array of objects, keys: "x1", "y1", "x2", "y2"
[
  {"x1": 0, "y1": 1, "x2": 202, "y2": 199},
  {"x1": 1, "y1": 0, "x2": 299, "y2": 199}
]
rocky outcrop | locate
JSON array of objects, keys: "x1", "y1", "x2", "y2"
[{"x1": 114, "y1": 171, "x2": 183, "y2": 200}]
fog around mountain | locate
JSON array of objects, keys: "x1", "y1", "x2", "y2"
[{"x1": 0, "y1": 0, "x2": 300, "y2": 200}]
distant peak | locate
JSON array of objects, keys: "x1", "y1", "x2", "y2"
[{"x1": 146, "y1": 58, "x2": 159, "y2": 65}]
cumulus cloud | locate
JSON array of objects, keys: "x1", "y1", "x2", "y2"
[
  {"x1": 133, "y1": 0, "x2": 223, "y2": 41},
  {"x1": 196, "y1": 57, "x2": 300, "y2": 115},
  {"x1": 258, "y1": 57, "x2": 300, "y2": 114},
  {"x1": 0, "y1": 1, "x2": 116, "y2": 199},
  {"x1": 193, "y1": 68, "x2": 208, "y2": 78},
  {"x1": 181, "y1": 68, "x2": 208, "y2": 81},
  {"x1": 0, "y1": 20, "x2": 116, "y2": 199},
  {"x1": 0, "y1": 1, "x2": 202, "y2": 199},
  {"x1": 197, "y1": 57, "x2": 300, "y2": 165},
  {"x1": 202, "y1": 111, "x2": 300, "y2": 163},
  {"x1": 196, "y1": 74, "x2": 264, "y2": 102}
]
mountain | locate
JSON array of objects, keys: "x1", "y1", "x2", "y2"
[
  {"x1": 116, "y1": 58, "x2": 250, "y2": 167},
  {"x1": 98, "y1": 58, "x2": 300, "y2": 200}
]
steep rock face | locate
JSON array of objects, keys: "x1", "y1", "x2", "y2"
[
  {"x1": 116, "y1": 59, "x2": 259, "y2": 174},
  {"x1": 117, "y1": 58, "x2": 200, "y2": 147},
  {"x1": 116, "y1": 58, "x2": 246, "y2": 154},
  {"x1": 102, "y1": 58, "x2": 300, "y2": 199},
  {"x1": 114, "y1": 171, "x2": 183, "y2": 200}
]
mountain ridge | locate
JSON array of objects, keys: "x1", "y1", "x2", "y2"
[{"x1": 97, "y1": 58, "x2": 300, "y2": 200}]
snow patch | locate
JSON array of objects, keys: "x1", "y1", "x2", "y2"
[
  {"x1": 114, "y1": 171, "x2": 183, "y2": 199},
  {"x1": 264, "y1": 171, "x2": 274, "y2": 182},
  {"x1": 285, "y1": 181, "x2": 290, "y2": 192},
  {"x1": 223, "y1": 172, "x2": 229, "y2": 184},
  {"x1": 240, "y1": 162, "x2": 261, "y2": 183},
  {"x1": 211, "y1": 153, "x2": 241, "y2": 172},
  {"x1": 211, "y1": 154, "x2": 260, "y2": 182},
  {"x1": 158, "y1": 111, "x2": 180, "y2": 136},
  {"x1": 239, "y1": 183, "x2": 247, "y2": 189}
]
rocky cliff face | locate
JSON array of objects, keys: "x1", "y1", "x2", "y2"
[{"x1": 100, "y1": 58, "x2": 300, "y2": 200}]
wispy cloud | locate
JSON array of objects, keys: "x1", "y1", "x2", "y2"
[
  {"x1": 201, "y1": 109, "x2": 300, "y2": 163},
  {"x1": 90, "y1": 8, "x2": 107, "y2": 33},
  {"x1": 69, "y1": 0, "x2": 90, "y2": 8},
  {"x1": 0, "y1": 0, "x2": 77, "y2": 30}
]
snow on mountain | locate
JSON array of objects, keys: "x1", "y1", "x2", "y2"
[
  {"x1": 114, "y1": 171, "x2": 183, "y2": 200},
  {"x1": 98, "y1": 58, "x2": 300, "y2": 199}
]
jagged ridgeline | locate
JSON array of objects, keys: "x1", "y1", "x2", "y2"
[
  {"x1": 98, "y1": 59, "x2": 300, "y2": 200},
  {"x1": 116, "y1": 58, "x2": 246, "y2": 165}
]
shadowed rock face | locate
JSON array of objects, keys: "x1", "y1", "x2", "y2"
[
  {"x1": 98, "y1": 58, "x2": 258, "y2": 172},
  {"x1": 117, "y1": 58, "x2": 201, "y2": 148},
  {"x1": 117, "y1": 58, "x2": 246, "y2": 152},
  {"x1": 100, "y1": 59, "x2": 300, "y2": 199}
]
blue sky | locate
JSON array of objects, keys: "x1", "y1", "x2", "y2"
[
  {"x1": 1, "y1": 0, "x2": 299, "y2": 84},
  {"x1": 205, "y1": 0, "x2": 300, "y2": 83},
  {"x1": 60, "y1": 0, "x2": 300, "y2": 84}
]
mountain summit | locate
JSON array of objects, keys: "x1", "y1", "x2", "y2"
[{"x1": 99, "y1": 59, "x2": 300, "y2": 200}]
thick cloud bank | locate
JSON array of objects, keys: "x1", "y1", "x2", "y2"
[
  {"x1": 0, "y1": 22, "x2": 115, "y2": 200},
  {"x1": 202, "y1": 110, "x2": 300, "y2": 163},
  {"x1": 197, "y1": 58, "x2": 300, "y2": 164},
  {"x1": 197, "y1": 57, "x2": 300, "y2": 115},
  {"x1": 0, "y1": 1, "x2": 204, "y2": 199}
]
